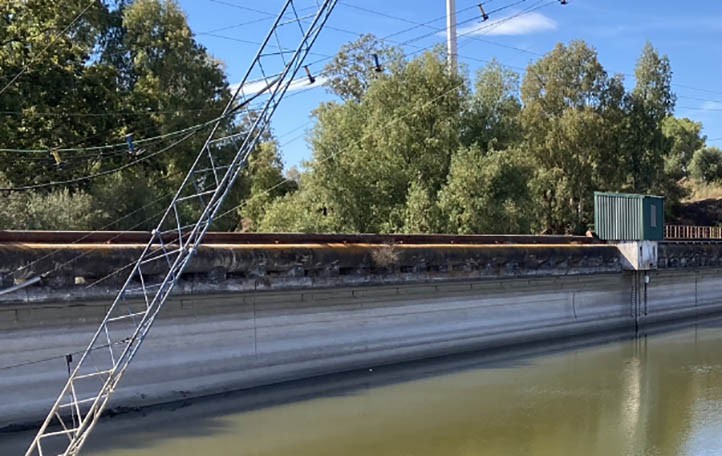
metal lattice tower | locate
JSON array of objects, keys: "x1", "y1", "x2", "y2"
[{"x1": 25, "y1": 1, "x2": 337, "y2": 454}]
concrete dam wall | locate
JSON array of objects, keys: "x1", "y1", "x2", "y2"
[{"x1": 2, "y1": 241, "x2": 722, "y2": 429}]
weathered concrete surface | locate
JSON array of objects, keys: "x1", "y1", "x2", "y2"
[
  {"x1": 3, "y1": 265, "x2": 722, "y2": 430},
  {"x1": 0, "y1": 273, "x2": 626, "y2": 429},
  {"x1": 659, "y1": 242, "x2": 722, "y2": 268},
  {"x1": 3, "y1": 242, "x2": 722, "y2": 430},
  {"x1": 0, "y1": 243, "x2": 621, "y2": 304}
]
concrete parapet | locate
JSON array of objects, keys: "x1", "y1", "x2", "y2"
[
  {"x1": 658, "y1": 242, "x2": 722, "y2": 268},
  {"x1": 0, "y1": 243, "x2": 621, "y2": 304}
]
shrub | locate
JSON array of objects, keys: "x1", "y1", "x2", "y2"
[{"x1": 689, "y1": 147, "x2": 722, "y2": 184}]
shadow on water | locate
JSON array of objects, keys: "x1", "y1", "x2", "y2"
[{"x1": 4, "y1": 312, "x2": 722, "y2": 454}]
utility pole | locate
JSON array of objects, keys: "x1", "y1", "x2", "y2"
[{"x1": 446, "y1": 0, "x2": 457, "y2": 71}]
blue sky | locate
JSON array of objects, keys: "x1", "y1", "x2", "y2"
[{"x1": 177, "y1": 0, "x2": 722, "y2": 170}]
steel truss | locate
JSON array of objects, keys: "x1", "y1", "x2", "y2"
[{"x1": 25, "y1": 1, "x2": 337, "y2": 454}]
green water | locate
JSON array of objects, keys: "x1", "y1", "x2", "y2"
[{"x1": 5, "y1": 322, "x2": 722, "y2": 455}]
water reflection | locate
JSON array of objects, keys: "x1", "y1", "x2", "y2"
[{"x1": 4, "y1": 322, "x2": 722, "y2": 455}]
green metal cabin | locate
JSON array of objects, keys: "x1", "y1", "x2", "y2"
[{"x1": 594, "y1": 192, "x2": 665, "y2": 241}]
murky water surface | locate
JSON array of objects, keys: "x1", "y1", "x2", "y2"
[{"x1": 5, "y1": 322, "x2": 722, "y2": 455}]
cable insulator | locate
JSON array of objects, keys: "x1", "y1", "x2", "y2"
[
  {"x1": 478, "y1": 4, "x2": 489, "y2": 21},
  {"x1": 126, "y1": 133, "x2": 137, "y2": 157},
  {"x1": 65, "y1": 353, "x2": 73, "y2": 376},
  {"x1": 304, "y1": 65, "x2": 316, "y2": 84},
  {"x1": 372, "y1": 53, "x2": 383, "y2": 72},
  {"x1": 50, "y1": 149, "x2": 63, "y2": 169}
]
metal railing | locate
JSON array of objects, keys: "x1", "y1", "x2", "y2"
[{"x1": 665, "y1": 225, "x2": 722, "y2": 240}]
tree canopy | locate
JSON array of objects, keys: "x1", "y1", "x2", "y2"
[
  {"x1": 0, "y1": 0, "x2": 288, "y2": 230},
  {"x1": 0, "y1": 5, "x2": 712, "y2": 234},
  {"x1": 260, "y1": 37, "x2": 708, "y2": 235}
]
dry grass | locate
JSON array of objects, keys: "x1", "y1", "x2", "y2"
[{"x1": 682, "y1": 179, "x2": 722, "y2": 202}]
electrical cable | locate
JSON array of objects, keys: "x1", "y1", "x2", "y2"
[
  {"x1": 678, "y1": 106, "x2": 722, "y2": 112},
  {"x1": 0, "y1": 106, "x2": 222, "y2": 119},
  {"x1": 187, "y1": 0, "x2": 554, "y2": 200},
  {"x1": 0, "y1": 67, "x2": 300, "y2": 157},
  {"x1": 343, "y1": 0, "x2": 722, "y2": 111},
  {"x1": 341, "y1": 1, "x2": 547, "y2": 58},
  {"x1": 10, "y1": 180, "x2": 184, "y2": 277},
  {"x1": 206, "y1": 0, "x2": 574, "y2": 169},
  {"x1": 79, "y1": 74, "x2": 470, "y2": 290},
  {"x1": 0, "y1": 0, "x2": 97, "y2": 98},
  {"x1": 207, "y1": 0, "x2": 278, "y2": 17},
  {"x1": 0, "y1": 171, "x2": 190, "y2": 300},
  {"x1": 254, "y1": 3, "x2": 544, "y2": 146},
  {"x1": 0, "y1": 0, "x2": 564, "y2": 287},
  {"x1": 0, "y1": 336, "x2": 132, "y2": 372},
  {"x1": 456, "y1": 0, "x2": 553, "y2": 53},
  {"x1": 0, "y1": 128, "x2": 205, "y2": 192},
  {"x1": 0, "y1": 117, "x2": 219, "y2": 155},
  {"x1": 0, "y1": 2, "x2": 575, "y2": 376}
]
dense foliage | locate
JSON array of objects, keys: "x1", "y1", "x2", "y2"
[
  {"x1": 258, "y1": 38, "x2": 708, "y2": 234},
  {"x1": 0, "y1": 3, "x2": 712, "y2": 234},
  {"x1": 0, "y1": 0, "x2": 290, "y2": 230}
]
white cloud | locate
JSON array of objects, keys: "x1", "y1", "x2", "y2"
[
  {"x1": 230, "y1": 75, "x2": 327, "y2": 98},
  {"x1": 457, "y1": 12, "x2": 557, "y2": 37},
  {"x1": 701, "y1": 101, "x2": 722, "y2": 111}
]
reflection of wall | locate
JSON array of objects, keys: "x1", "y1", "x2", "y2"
[
  {"x1": 4, "y1": 262, "x2": 722, "y2": 440},
  {"x1": 2, "y1": 273, "x2": 633, "y2": 429}
]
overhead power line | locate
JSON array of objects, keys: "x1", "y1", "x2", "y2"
[
  {"x1": 0, "y1": 128, "x2": 204, "y2": 192},
  {"x1": 0, "y1": 1, "x2": 478, "y2": 298},
  {"x1": 0, "y1": 73, "x2": 285, "y2": 156},
  {"x1": 341, "y1": 0, "x2": 722, "y2": 105},
  {"x1": 207, "y1": 0, "x2": 278, "y2": 17},
  {"x1": 0, "y1": 0, "x2": 567, "y2": 310},
  {"x1": 0, "y1": 0, "x2": 96, "y2": 98},
  {"x1": 0, "y1": 118, "x2": 217, "y2": 155},
  {"x1": 341, "y1": 0, "x2": 547, "y2": 57},
  {"x1": 0, "y1": 106, "x2": 220, "y2": 118}
]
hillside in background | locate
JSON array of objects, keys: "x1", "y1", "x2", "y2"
[{"x1": 670, "y1": 181, "x2": 722, "y2": 226}]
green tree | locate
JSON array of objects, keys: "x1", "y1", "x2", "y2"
[
  {"x1": 257, "y1": 176, "x2": 342, "y2": 233},
  {"x1": 307, "y1": 49, "x2": 466, "y2": 233},
  {"x1": 689, "y1": 147, "x2": 722, "y2": 184},
  {"x1": 240, "y1": 142, "x2": 297, "y2": 231},
  {"x1": 521, "y1": 41, "x2": 626, "y2": 233},
  {"x1": 403, "y1": 180, "x2": 443, "y2": 234},
  {"x1": 323, "y1": 34, "x2": 403, "y2": 102},
  {"x1": 0, "y1": 174, "x2": 105, "y2": 230},
  {"x1": 0, "y1": 0, "x2": 247, "y2": 230},
  {"x1": 116, "y1": 0, "x2": 248, "y2": 230},
  {"x1": 461, "y1": 59, "x2": 522, "y2": 151},
  {"x1": 120, "y1": 0, "x2": 231, "y2": 173},
  {"x1": 439, "y1": 146, "x2": 533, "y2": 234},
  {"x1": 662, "y1": 116, "x2": 705, "y2": 179},
  {"x1": 89, "y1": 168, "x2": 169, "y2": 231},
  {"x1": 623, "y1": 42, "x2": 676, "y2": 193},
  {"x1": 0, "y1": 0, "x2": 122, "y2": 184}
]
